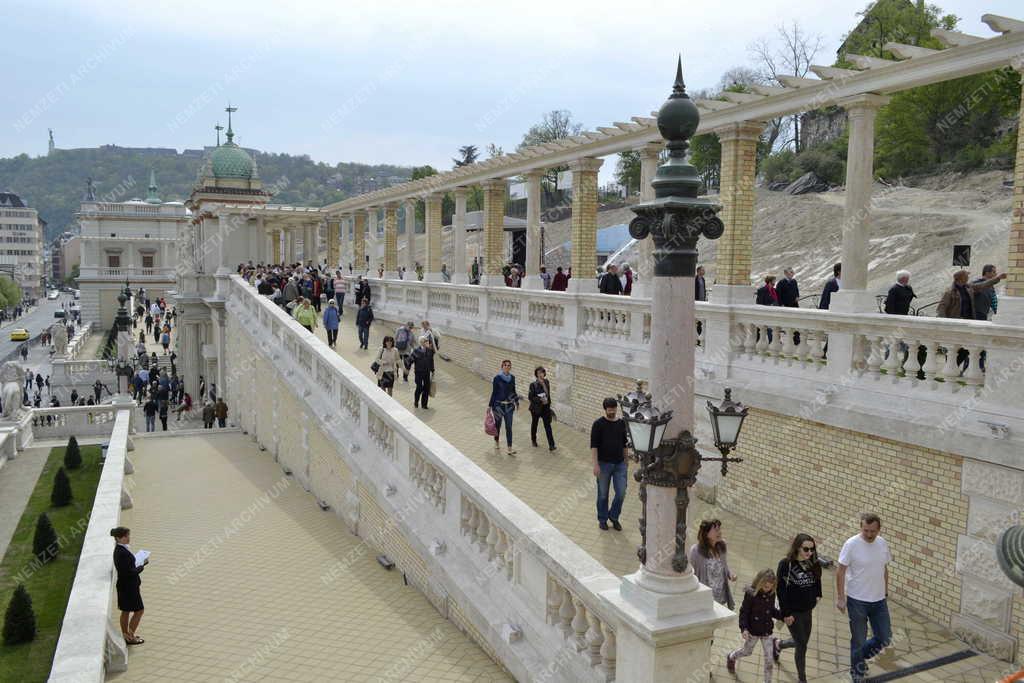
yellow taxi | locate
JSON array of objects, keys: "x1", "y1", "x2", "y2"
[{"x1": 9, "y1": 328, "x2": 29, "y2": 341}]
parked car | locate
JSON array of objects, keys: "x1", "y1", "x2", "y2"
[
  {"x1": 47, "y1": 290, "x2": 59, "y2": 300},
  {"x1": 54, "y1": 310, "x2": 66, "y2": 319},
  {"x1": 9, "y1": 328, "x2": 29, "y2": 341},
  {"x1": 73, "y1": 290, "x2": 80, "y2": 300}
]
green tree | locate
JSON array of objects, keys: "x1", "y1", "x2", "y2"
[
  {"x1": 452, "y1": 145, "x2": 479, "y2": 167},
  {"x1": 615, "y1": 151, "x2": 641, "y2": 195},
  {"x1": 0, "y1": 276, "x2": 21, "y2": 310},
  {"x1": 518, "y1": 110, "x2": 584, "y2": 191},
  {"x1": 837, "y1": 0, "x2": 957, "y2": 62},
  {"x1": 2, "y1": 585, "x2": 36, "y2": 645},
  {"x1": 32, "y1": 514, "x2": 59, "y2": 563},
  {"x1": 875, "y1": 69, "x2": 1021, "y2": 177},
  {"x1": 689, "y1": 134, "x2": 722, "y2": 191},
  {"x1": 51, "y1": 467, "x2": 73, "y2": 507},
  {"x1": 64, "y1": 436, "x2": 82, "y2": 470}
]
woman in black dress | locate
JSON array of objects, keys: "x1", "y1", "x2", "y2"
[{"x1": 111, "y1": 526, "x2": 147, "y2": 644}]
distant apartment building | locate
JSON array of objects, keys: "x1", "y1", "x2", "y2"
[
  {"x1": 0, "y1": 191, "x2": 45, "y2": 300},
  {"x1": 50, "y1": 231, "x2": 80, "y2": 282},
  {"x1": 77, "y1": 172, "x2": 188, "y2": 327}
]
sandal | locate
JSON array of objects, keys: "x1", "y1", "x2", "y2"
[{"x1": 125, "y1": 634, "x2": 145, "y2": 645}]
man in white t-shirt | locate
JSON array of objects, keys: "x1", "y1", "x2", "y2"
[{"x1": 836, "y1": 512, "x2": 892, "y2": 682}]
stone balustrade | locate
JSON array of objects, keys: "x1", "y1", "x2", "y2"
[
  {"x1": 223, "y1": 275, "x2": 621, "y2": 682},
  {"x1": 31, "y1": 405, "x2": 128, "y2": 440},
  {"x1": 48, "y1": 407, "x2": 134, "y2": 682},
  {"x1": 343, "y1": 276, "x2": 1024, "y2": 469}
]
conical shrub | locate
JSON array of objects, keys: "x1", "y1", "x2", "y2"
[
  {"x1": 2, "y1": 585, "x2": 36, "y2": 645},
  {"x1": 32, "y1": 514, "x2": 58, "y2": 564},
  {"x1": 51, "y1": 467, "x2": 72, "y2": 507},
  {"x1": 63, "y1": 436, "x2": 82, "y2": 470}
]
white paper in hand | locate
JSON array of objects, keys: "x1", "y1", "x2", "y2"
[{"x1": 134, "y1": 550, "x2": 150, "y2": 568}]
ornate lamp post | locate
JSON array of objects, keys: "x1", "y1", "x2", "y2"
[{"x1": 601, "y1": 59, "x2": 740, "y2": 682}]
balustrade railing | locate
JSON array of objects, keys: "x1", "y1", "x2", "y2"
[{"x1": 228, "y1": 275, "x2": 621, "y2": 681}]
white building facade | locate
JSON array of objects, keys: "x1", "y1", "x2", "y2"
[
  {"x1": 76, "y1": 173, "x2": 188, "y2": 327},
  {"x1": 0, "y1": 192, "x2": 45, "y2": 301}
]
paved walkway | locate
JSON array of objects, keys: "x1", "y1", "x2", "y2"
[
  {"x1": 109, "y1": 432, "x2": 509, "y2": 683},
  {"x1": 0, "y1": 447, "x2": 50, "y2": 561},
  {"x1": 310, "y1": 317, "x2": 1010, "y2": 682}
]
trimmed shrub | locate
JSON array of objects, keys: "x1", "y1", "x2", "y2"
[
  {"x1": 32, "y1": 514, "x2": 58, "y2": 564},
  {"x1": 2, "y1": 585, "x2": 36, "y2": 645},
  {"x1": 64, "y1": 436, "x2": 82, "y2": 470},
  {"x1": 795, "y1": 147, "x2": 845, "y2": 185},
  {"x1": 51, "y1": 467, "x2": 72, "y2": 507}
]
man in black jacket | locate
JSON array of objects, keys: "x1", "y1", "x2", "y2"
[
  {"x1": 777, "y1": 268, "x2": 800, "y2": 307},
  {"x1": 883, "y1": 271, "x2": 915, "y2": 315},
  {"x1": 598, "y1": 265, "x2": 623, "y2": 295}
]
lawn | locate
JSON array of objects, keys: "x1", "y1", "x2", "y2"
[{"x1": 0, "y1": 443, "x2": 103, "y2": 682}]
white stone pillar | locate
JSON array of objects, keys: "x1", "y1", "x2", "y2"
[
  {"x1": 286, "y1": 229, "x2": 297, "y2": 264},
  {"x1": 404, "y1": 199, "x2": 417, "y2": 277},
  {"x1": 214, "y1": 213, "x2": 232, "y2": 299},
  {"x1": 632, "y1": 143, "x2": 663, "y2": 298},
  {"x1": 452, "y1": 188, "x2": 469, "y2": 285},
  {"x1": 523, "y1": 171, "x2": 545, "y2": 289},
  {"x1": 830, "y1": 94, "x2": 890, "y2": 313}
]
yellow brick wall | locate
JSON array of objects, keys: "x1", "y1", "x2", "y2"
[
  {"x1": 482, "y1": 181, "x2": 506, "y2": 277},
  {"x1": 448, "y1": 599, "x2": 512, "y2": 677},
  {"x1": 356, "y1": 482, "x2": 446, "y2": 614},
  {"x1": 1008, "y1": 80, "x2": 1024, "y2": 297},
  {"x1": 715, "y1": 123, "x2": 760, "y2": 286},
  {"x1": 717, "y1": 408, "x2": 967, "y2": 626},
  {"x1": 570, "y1": 366, "x2": 635, "y2": 431},
  {"x1": 570, "y1": 159, "x2": 602, "y2": 277},
  {"x1": 383, "y1": 205, "x2": 398, "y2": 273}
]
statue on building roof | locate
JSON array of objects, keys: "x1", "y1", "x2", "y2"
[{"x1": 84, "y1": 177, "x2": 96, "y2": 201}]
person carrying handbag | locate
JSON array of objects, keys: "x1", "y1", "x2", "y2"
[
  {"x1": 374, "y1": 336, "x2": 402, "y2": 396},
  {"x1": 488, "y1": 360, "x2": 520, "y2": 456},
  {"x1": 528, "y1": 366, "x2": 556, "y2": 451}
]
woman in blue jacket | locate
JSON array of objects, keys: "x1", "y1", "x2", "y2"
[
  {"x1": 489, "y1": 360, "x2": 519, "y2": 456},
  {"x1": 322, "y1": 299, "x2": 340, "y2": 348}
]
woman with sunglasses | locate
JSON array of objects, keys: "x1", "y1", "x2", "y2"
[{"x1": 776, "y1": 533, "x2": 822, "y2": 683}]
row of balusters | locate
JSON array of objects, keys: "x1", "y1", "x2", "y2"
[
  {"x1": 528, "y1": 301, "x2": 564, "y2": 328},
  {"x1": 582, "y1": 307, "x2": 631, "y2": 340},
  {"x1": 456, "y1": 294, "x2": 480, "y2": 316},
  {"x1": 735, "y1": 323, "x2": 827, "y2": 362},
  {"x1": 546, "y1": 576, "x2": 616, "y2": 681},
  {"x1": 341, "y1": 387, "x2": 361, "y2": 423},
  {"x1": 459, "y1": 497, "x2": 514, "y2": 581},
  {"x1": 490, "y1": 297, "x2": 521, "y2": 322},
  {"x1": 860, "y1": 336, "x2": 986, "y2": 385},
  {"x1": 367, "y1": 413, "x2": 396, "y2": 460},
  {"x1": 735, "y1": 322, "x2": 988, "y2": 385},
  {"x1": 409, "y1": 450, "x2": 446, "y2": 513}
]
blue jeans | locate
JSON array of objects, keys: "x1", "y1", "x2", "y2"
[
  {"x1": 596, "y1": 461, "x2": 627, "y2": 523},
  {"x1": 145, "y1": 415, "x2": 155, "y2": 432},
  {"x1": 493, "y1": 403, "x2": 514, "y2": 446},
  {"x1": 847, "y1": 596, "x2": 892, "y2": 681},
  {"x1": 357, "y1": 325, "x2": 369, "y2": 348},
  {"x1": 335, "y1": 292, "x2": 345, "y2": 312}
]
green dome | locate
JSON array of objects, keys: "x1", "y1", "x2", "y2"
[{"x1": 210, "y1": 141, "x2": 256, "y2": 179}]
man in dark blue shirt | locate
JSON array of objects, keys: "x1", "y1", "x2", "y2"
[{"x1": 590, "y1": 398, "x2": 630, "y2": 531}]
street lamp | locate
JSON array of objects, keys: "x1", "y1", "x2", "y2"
[
  {"x1": 996, "y1": 525, "x2": 1024, "y2": 589},
  {"x1": 619, "y1": 382, "x2": 747, "y2": 570},
  {"x1": 705, "y1": 388, "x2": 749, "y2": 476}
]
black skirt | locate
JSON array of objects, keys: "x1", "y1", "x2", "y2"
[{"x1": 116, "y1": 581, "x2": 144, "y2": 612}]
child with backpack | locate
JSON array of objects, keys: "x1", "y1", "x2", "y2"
[{"x1": 726, "y1": 568, "x2": 791, "y2": 682}]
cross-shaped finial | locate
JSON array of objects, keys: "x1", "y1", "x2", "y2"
[
  {"x1": 225, "y1": 103, "x2": 238, "y2": 142},
  {"x1": 214, "y1": 122, "x2": 223, "y2": 146}
]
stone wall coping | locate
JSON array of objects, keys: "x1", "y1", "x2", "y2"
[{"x1": 48, "y1": 408, "x2": 132, "y2": 683}]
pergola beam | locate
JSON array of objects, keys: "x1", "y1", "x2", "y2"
[{"x1": 321, "y1": 24, "x2": 1024, "y2": 214}]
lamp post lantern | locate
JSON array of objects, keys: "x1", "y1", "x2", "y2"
[{"x1": 602, "y1": 57, "x2": 746, "y2": 683}]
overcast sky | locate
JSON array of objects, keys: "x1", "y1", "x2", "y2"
[{"x1": 3, "y1": 0, "x2": 1017, "y2": 183}]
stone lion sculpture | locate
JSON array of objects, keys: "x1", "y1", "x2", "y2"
[
  {"x1": 51, "y1": 323, "x2": 68, "y2": 356},
  {"x1": 0, "y1": 362, "x2": 25, "y2": 419}
]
